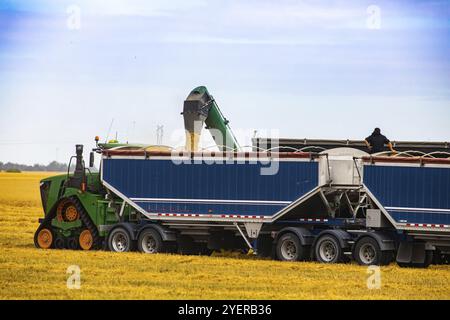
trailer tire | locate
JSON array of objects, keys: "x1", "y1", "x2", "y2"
[
  {"x1": 315, "y1": 235, "x2": 343, "y2": 264},
  {"x1": 354, "y1": 237, "x2": 392, "y2": 266},
  {"x1": 108, "y1": 227, "x2": 134, "y2": 253},
  {"x1": 276, "y1": 233, "x2": 306, "y2": 262},
  {"x1": 137, "y1": 229, "x2": 165, "y2": 254}
]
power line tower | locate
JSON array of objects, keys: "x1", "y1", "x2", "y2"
[{"x1": 156, "y1": 125, "x2": 164, "y2": 145}]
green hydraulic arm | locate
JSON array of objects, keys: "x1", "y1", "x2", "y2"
[{"x1": 182, "y1": 86, "x2": 240, "y2": 152}]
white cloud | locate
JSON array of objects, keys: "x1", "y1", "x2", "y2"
[
  {"x1": 163, "y1": 35, "x2": 345, "y2": 46},
  {"x1": 224, "y1": 1, "x2": 365, "y2": 29},
  {"x1": 82, "y1": 0, "x2": 208, "y2": 17}
]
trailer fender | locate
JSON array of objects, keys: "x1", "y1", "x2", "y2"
[
  {"x1": 109, "y1": 223, "x2": 138, "y2": 240},
  {"x1": 314, "y1": 229, "x2": 352, "y2": 250},
  {"x1": 137, "y1": 224, "x2": 177, "y2": 242},
  {"x1": 276, "y1": 227, "x2": 314, "y2": 246},
  {"x1": 356, "y1": 232, "x2": 396, "y2": 252}
]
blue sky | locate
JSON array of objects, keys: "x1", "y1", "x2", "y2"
[{"x1": 0, "y1": 0, "x2": 449, "y2": 164}]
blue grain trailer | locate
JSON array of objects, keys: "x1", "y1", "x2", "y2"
[{"x1": 99, "y1": 147, "x2": 450, "y2": 268}]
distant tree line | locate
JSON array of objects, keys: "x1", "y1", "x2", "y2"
[{"x1": 0, "y1": 161, "x2": 75, "y2": 172}]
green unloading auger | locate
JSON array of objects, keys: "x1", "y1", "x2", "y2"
[{"x1": 182, "y1": 86, "x2": 240, "y2": 152}]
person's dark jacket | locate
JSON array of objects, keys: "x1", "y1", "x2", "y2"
[{"x1": 366, "y1": 132, "x2": 390, "y2": 154}]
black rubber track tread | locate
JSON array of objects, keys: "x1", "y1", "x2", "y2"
[{"x1": 69, "y1": 196, "x2": 101, "y2": 250}]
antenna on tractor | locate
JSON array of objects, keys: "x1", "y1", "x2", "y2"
[
  {"x1": 105, "y1": 118, "x2": 115, "y2": 143},
  {"x1": 126, "y1": 120, "x2": 136, "y2": 144}
]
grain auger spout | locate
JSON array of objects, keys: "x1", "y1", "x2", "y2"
[{"x1": 182, "y1": 86, "x2": 240, "y2": 152}]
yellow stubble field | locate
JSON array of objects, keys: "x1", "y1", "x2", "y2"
[{"x1": 0, "y1": 172, "x2": 449, "y2": 300}]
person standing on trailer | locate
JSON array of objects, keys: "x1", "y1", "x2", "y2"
[{"x1": 364, "y1": 128, "x2": 396, "y2": 154}]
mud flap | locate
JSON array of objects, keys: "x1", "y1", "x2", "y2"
[{"x1": 396, "y1": 242, "x2": 427, "y2": 264}]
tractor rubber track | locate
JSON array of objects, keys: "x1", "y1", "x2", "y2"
[{"x1": 69, "y1": 196, "x2": 102, "y2": 250}]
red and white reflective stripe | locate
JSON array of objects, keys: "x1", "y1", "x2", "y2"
[
  {"x1": 299, "y1": 218, "x2": 329, "y2": 223},
  {"x1": 403, "y1": 223, "x2": 450, "y2": 229},
  {"x1": 154, "y1": 213, "x2": 269, "y2": 219},
  {"x1": 222, "y1": 214, "x2": 268, "y2": 219},
  {"x1": 157, "y1": 213, "x2": 201, "y2": 217}
]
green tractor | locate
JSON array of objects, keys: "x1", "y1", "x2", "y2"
[{"x1": 34, "y1": 141, "x2": 162, "y2": 251}]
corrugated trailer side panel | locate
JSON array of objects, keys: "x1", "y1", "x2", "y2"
[
  {"x1": 102, "y1": 158, "x2": 319, "y2": 218},
  {"x1": 364, "y1": 165, "x2": 450, "y2": 226}
]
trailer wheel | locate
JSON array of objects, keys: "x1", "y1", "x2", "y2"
[
  {"x1": 137, "y1": 229, "x2": 164, "y2": 254},
  {"x1": 354, "y1": 237, "x2": 392, "y2": 266},
  {"x1": 315, "y1": 235, "x2": 343, "y2": 264},
  {"x1": 276, "y1": 233, "x2": 305, "y2": 262},
  {"x1": 108, "y1": 227, "x2": 134, "y2": 253}
]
